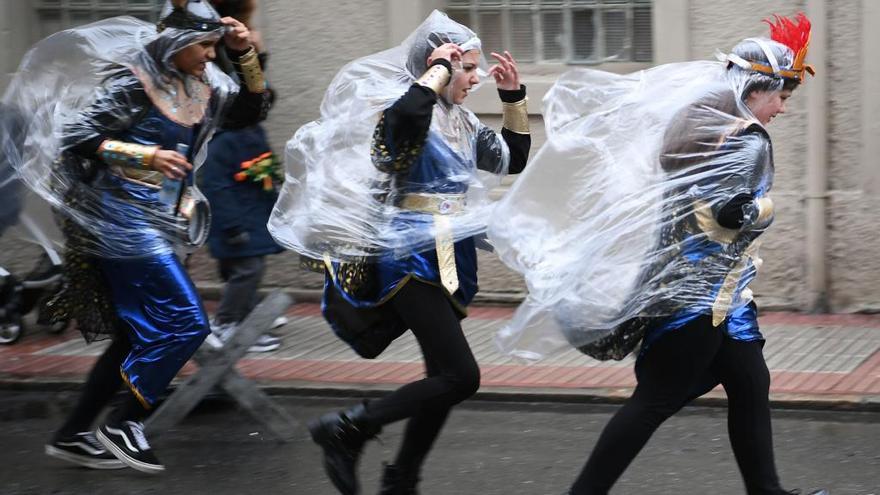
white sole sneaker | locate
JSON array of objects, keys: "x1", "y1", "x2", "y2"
[
  {"x1": 96, "y1": 427, "x2": 165, "y2": 474},
  {"x1": 45, "y1": 445, "x2": 127, "y2": 470}
]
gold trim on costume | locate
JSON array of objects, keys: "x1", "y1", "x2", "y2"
[
  {"x1": 399, "y1": 193, "x2": 466, "y2": 215},
  {"x1": 121, "y1": 370, "x2": 153, "y2": 410},
  {"x1": 112, "y1": 168, "x2": 163, "y2": 188},
  {"x1": 433, "y1": 215, "x2": 459, "y2": 294},
  {"x1": 747, "y1": 61, "x2": 815, "y2": 81},
  {"x1": 711, "y1": 241, "x2": 760, "y2": 326},
  {"x1": 693, "y1": 200, "x2": 739, "y2": 245},
  {"x1": 755, "y1": 196, "x2": 774, "y2": 224},
  {"x1": 237, "y1": 47, "x2": 266, "y2": 93},
  {"x1": 399, "y1": 193, "x2": 466, "y2": 295},
  {"x1": 502, "y1": 97, "x2": 530, "y2": 135},
  {"x1": 98, "y1": 140, "x2": 159, "y2": 170},
  {"x1": 415, "y1": 64, "x2": 451, "y2": 94}
]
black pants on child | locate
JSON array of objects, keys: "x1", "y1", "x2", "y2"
[{"x1": 570, "y1": 314, "x2": 786, "y2": 495}]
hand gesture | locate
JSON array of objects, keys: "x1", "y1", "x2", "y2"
[
  {"x1": 488, "y1": 51, "x2": 520, "y2": 91},
  {"x1": 152, "y1": 150, "x2": 192, "y2": 180},
  {"x1": 221, "y1": 17, "x2": 252, "y2": 52},
  {"x1": 427, "y1": 43, "x2": 464, "y2": 67}
]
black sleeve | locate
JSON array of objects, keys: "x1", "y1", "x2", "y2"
[
  {"x1": 220, "y1": 48, "x2": 273, "y2": 129},
  {"x1": 715, "y1": 192, "x2": 755, "y2": 229},
  {"x1": 63, "y1": 69, "x2": 151, "y2": 160},
  {"x1": 384, "y1": 84, "x2": 437, "y2": 154},
  {"x1": 371, "y1": 72, "x2": 441, "y2": 174},
  {"x1": 476, "y1": 85, "x2": 531, "y2": 174}
]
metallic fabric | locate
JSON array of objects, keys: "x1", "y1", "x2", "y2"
[
  {"x1": 501, "y1": 97, "x2": 530, "y2": 134},
  {"x1": 415, "y1": 64, "x2": 451, "y2": 95},
  {"x1": 237, "y1": 47, "x2": 266, "y2": 94},
  {"x1": 98, "y1": 140, "x2": 159, "y2": 170},
  {"x1": 98, "y1": 250, "x2": 209, "y2": 407}
]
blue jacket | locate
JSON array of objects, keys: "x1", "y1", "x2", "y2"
[{"x1": 199, "y1": 125, "x2": 283, "y2": 259}]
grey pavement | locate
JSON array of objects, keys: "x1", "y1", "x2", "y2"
[{"x1": 1, "y1": 391, "x2": 877, "y2": 495}]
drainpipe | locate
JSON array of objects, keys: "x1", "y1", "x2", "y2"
[{"x1": 805, "y1": 0, "x2": 829, "y2": 313}]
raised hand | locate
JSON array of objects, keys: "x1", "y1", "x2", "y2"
[
  {"x1": 427, "y1": 43, "x2": 464, "y2": 67},
  {"x1": 221, "y1": 16, "x2": 252, "y2": 52},
  {"x1": 488, "y1": 51, "x2": 521, "y2": 91}
]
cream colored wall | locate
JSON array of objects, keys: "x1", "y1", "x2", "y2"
[
  {"x1": 0, "y1": 1, "x2": 34, "y2": 94},
  {"x1": 1, "y1": 0, "x2": 875, "y2": 311}
]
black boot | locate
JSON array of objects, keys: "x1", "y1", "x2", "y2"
[
  {"x1": 378, "y1": 463, "x2": 419, "y2": 495},
  {"x1": 308, "y1": 403, "x2": 380, "y2": 495}
]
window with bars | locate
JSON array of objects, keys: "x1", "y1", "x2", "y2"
[
  {"x1": 446, "y1": 0, "x2": 653, "y2": 64},
  {"x1": 34, "y1": 0, "x2": 163, "y2": 38}
]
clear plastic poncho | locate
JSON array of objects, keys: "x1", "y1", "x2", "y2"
[
  {"x1": 0, "y1": 5, "x2": 237, "y2": 259},
  {"x1": 269, "y1": 10, "x2": 509, "y2": 262},
  {"x1": 490, "y1": 38, "x2": 796, "y2": 362}
]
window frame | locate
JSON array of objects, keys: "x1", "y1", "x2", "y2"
[
  {"x1": 445, "y1": 0, "x2": 654, "y2": 66},
  {"x1": 33, "y1": 0, "x2": 163, "y2": 37}
]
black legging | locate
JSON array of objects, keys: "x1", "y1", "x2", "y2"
[
  {"x1": 571, "y1": 314, "x2": 785, "y2": 495},
  {"x1": 57, "y1": 332, "x2": 148, "y2": 436},
  {"x1": 363, "y1": 280, "x2": 481, "y2": 474}
]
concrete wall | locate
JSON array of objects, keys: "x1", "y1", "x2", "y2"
[
  {"x1": 0, "y1": 0, "x2": 35, "y2": 94},
  {"x1": 1, "y1": 0, "x2": 876, "y2": 312}
]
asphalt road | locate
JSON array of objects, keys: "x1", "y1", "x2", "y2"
[{"x1": 0, "y1": 391, "x2": 877, "y2": 495}]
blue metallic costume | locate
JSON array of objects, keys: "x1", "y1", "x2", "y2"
[{"x1": 87, "y1": 107, "x2": 207, "y2": 405}]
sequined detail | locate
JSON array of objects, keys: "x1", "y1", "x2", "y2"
[
  {"x1": 129, "y1": 65, "x2": 210, "y2": 126},
  {"x1": 237, "y1": 47, "x2": 266, "y2": 93},
  {"x1": 98, "y1": 140, "x2": 159, "y2": 170},
  {"x1": 371, "y1": 114, "x2": 425, "y2": 174}
]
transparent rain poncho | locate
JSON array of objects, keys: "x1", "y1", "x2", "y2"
[
  {"x1": 490, "y1": 38, "x2": 797, "y2": 362},
  {"x1": 0, "y1": 7, "x2": 237, "y2": 259},
  {"x1": 269, "y1": 10, "x2": 509, "y2": 262}
]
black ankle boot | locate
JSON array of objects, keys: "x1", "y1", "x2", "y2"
[
  {"x1": 378, "y1": 463, "x2": 419, "y2": 495},
  {"x1": 308, "y1": 403, "x2": 380, "y2": 495}
]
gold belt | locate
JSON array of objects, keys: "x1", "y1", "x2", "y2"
[
  {"x1": 399, "y1": 193, "x2": 466, "y2": 294},
  {"x1": 399, "y1": 193, "x2": 466, "y2": 215},
  {"x1": 111, "y1": 166, "x2": 163, "y2": 187}
]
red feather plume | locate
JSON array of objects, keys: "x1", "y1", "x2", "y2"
[{"x1": 764, "y1": 13, "x2": 811, "y2": 55}]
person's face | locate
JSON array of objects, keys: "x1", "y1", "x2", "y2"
[
  {"x1": 746, "y1": 88, "x2": 793, "y2": 126},
  {"x1": 172, "y1": 38, "x2": 218, "y2": 77},
  {"x1": 450, "y1": 50, "x2": 481, "y2": 105}
]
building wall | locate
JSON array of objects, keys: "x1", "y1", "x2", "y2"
[{"x1": 1, "y1": 0, "x2": 876, "y2": 312}]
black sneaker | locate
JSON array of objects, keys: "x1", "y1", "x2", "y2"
[
  {"x1": 96, "y1": 421, "x2": 164, "y2": 474},
  {"x1": 45, "y1": 431, "x2": 126, "y2": 470}
]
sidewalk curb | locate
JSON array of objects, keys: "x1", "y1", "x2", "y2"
[{"x1": 3, "y1": 376, "x2": 878, "y2": 413}]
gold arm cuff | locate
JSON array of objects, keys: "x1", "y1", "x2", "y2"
[
  {"x1": 755, "y1": 196, "x2": 774, "y2": 224},
  {"x1": 502, "y1": 97, "x2": 530, "y2": 134},
  {"x1": 97, "y1": 140, "x2": 159, "y2": 170},
  {"x1": 237, "y1": 46, "x2": 266, "y2": 93},
  {"x1": 415, "y1": 64, "x2": 451, "y2": 95}
]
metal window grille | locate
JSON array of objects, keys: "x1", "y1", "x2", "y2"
[
  {"x1": 446, "y1": 0, "x2": 653, "y2": 64},
  {"x1": 34, "y1": 0, "x2": 163, "y2": 38}
]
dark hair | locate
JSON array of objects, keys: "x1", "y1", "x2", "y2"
[{"x1": 741, "y1": 74, "x2": 801, "y2": 96}]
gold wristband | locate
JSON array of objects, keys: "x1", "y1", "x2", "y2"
[
  {"x1": 237, "y1": 46, "x2": 266, "y2": 93},
  {"x1": 502, "y1": 97, "x2": 530, "y2": 135},
  {"x1": 98, "y1": 140, "x2": 159, "y2": 169},
  {"x1": 415, "y1": 64, "x2": 451, "y2": 95},
  {"x1": 755, "y1": 196, "x2": 774, "y2": 224}
]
